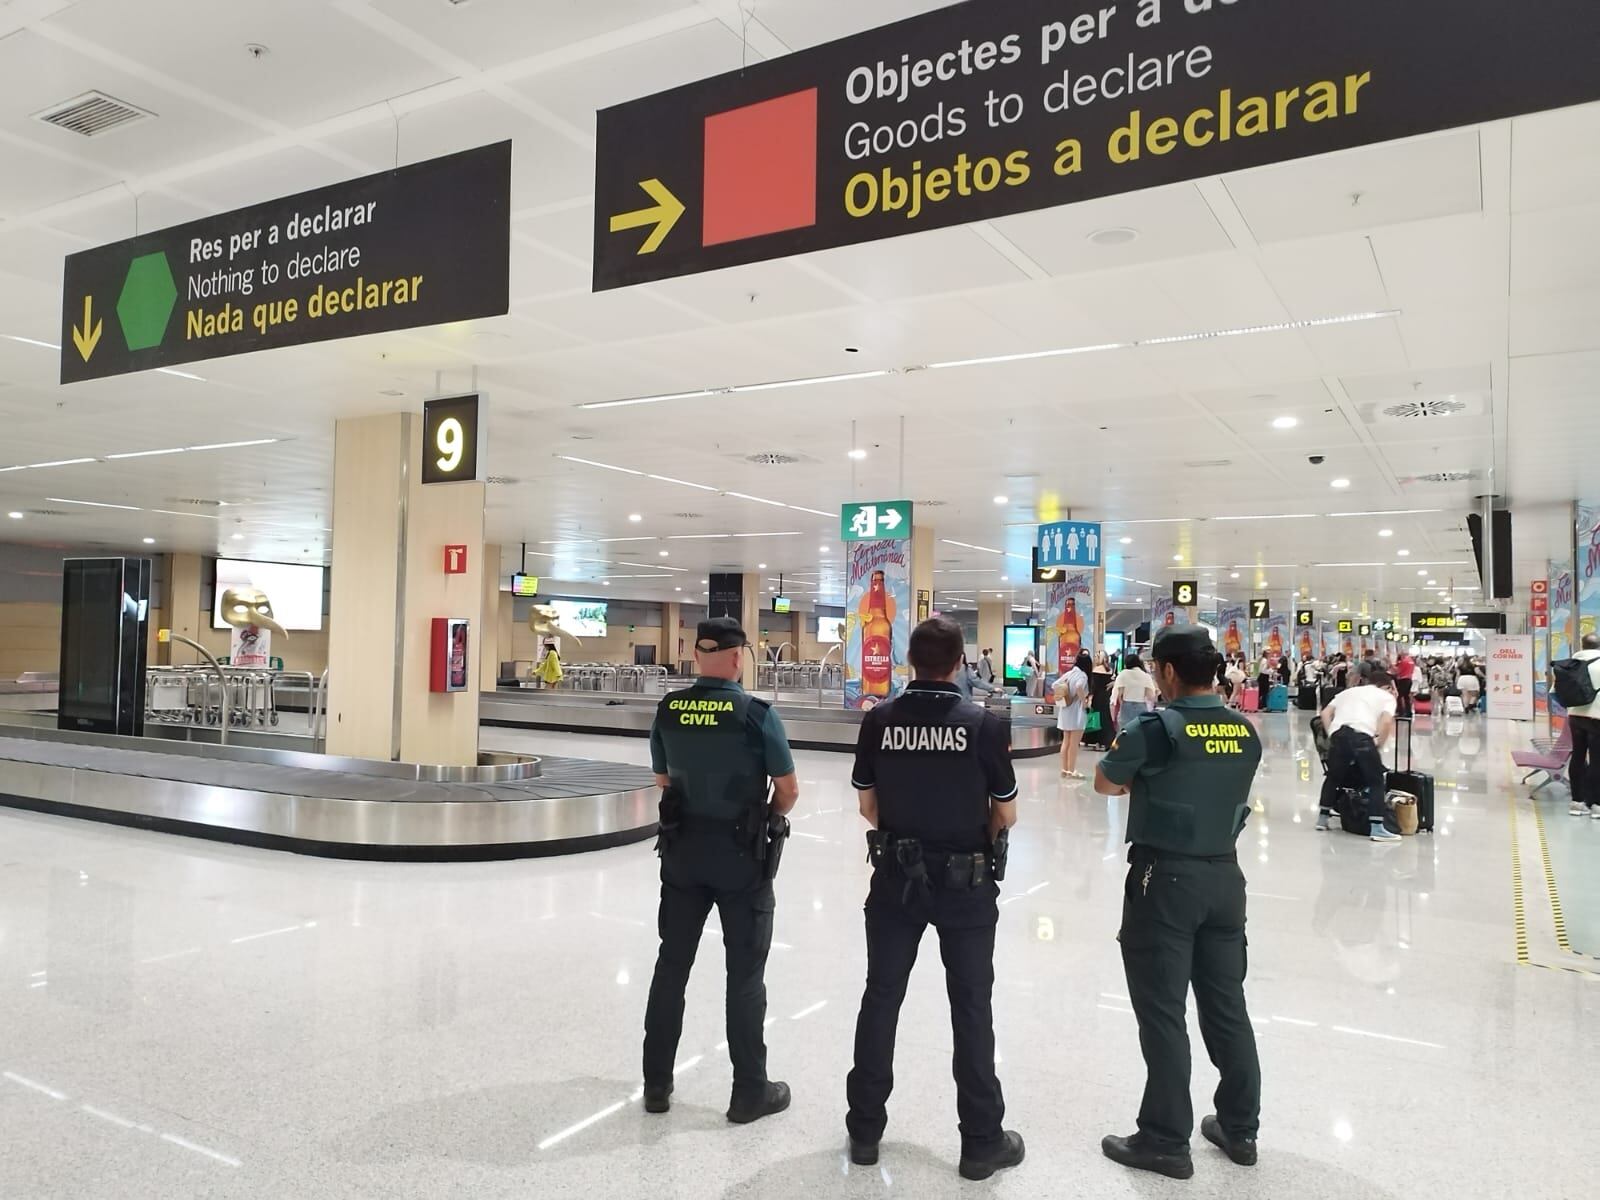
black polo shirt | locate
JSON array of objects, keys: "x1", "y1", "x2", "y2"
[{"x1": 851, "y1": 681, "x2": 1017, "y2": 851}]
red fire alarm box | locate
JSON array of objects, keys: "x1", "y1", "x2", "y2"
[
  {"x1": 430, "y1": 617, "x2": 470, "y2": 693},
  {"x1": 444, "y1": 545, "x2": 468, "y2": 575}
]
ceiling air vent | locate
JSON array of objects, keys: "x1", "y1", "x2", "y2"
[
  {"x1": 671, "y1": 512, "x2": 704, "y2": 520},
  {"x1": 917, "y1": 500, "x2": 949, "y2": 508},
  {"x1": 34, "y1": 91, "x2": 154, "y2": 138},
  {"x1": 165, "y1": 497, "x2": 225, "y2": 508},
  {"x1": 1412, "y1": 471, "x2": 1480, "y2": 485},
  {"x1": 1184, "y1": 459, "x2": 1233, "y2": 469},
  {"x1": 745, "y1": 452, "x2": 800, "y2": 466},
  {"x1": 485, "y1": 475, "x2": 520, "y2": 486},
  {"x1": 1382, "y1": 399, "x2": 1469, "y2": 420},
  {"x1": 27, "y1": 509, "x2": 72, "y2": 518}
]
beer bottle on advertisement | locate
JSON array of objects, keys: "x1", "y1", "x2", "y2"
[
  {"x1": 1298, "y1": 628, "x2": 1313, "y2": 660},
  {"x1": 862, "y1": 570, "x2": 894, "y2": 700},
  {"x1": 1224, "y1": 620, "x2": 1242, "y2": 657},
  {"x1": 1057, "y1": 596, "x2": 1083, "y2": 674}
]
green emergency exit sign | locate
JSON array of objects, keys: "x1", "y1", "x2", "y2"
[{"x1": 841, "y1": 500, "x2": 912, "y2": 542}]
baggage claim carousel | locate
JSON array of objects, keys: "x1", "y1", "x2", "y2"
[{"x1": 0, "y1": 686, "x2": 1054, "y2": 862}]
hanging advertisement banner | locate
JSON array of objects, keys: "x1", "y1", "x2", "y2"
[
  {"x1": 593, "y1": 0, "x2": 1600, "y2": 290},
  {"x1": 228, "y1": 624, "x2": 271, "y2": 669},
  {"x1": 1550, "y1": 562, "x2": 1576, "y2": 730},
  {"x1": 844, "y1": 538, "x2": 911, "y2": 709},
  {"x1": 1151, "y1": 596, "x2": 1175, "y2": 631},
  {"x1": 1262, "y1": 612, "x2": 1291, "y2": 667},
  {"x1": 1044, "y1": 571, "x2": 1096, "y2": 677},
  {"x1": 1579, "y1": 504, "x2": 1600, "y2": 639},
  {"x1": 1295, "y1": 616, "x2": 1316, "y2": 662},
  {"x1": 1218, "y1": 604, "x2": 1249, "y2": 661},
  {"x1": 1486, "y1": 634, "x2": 1535, "y2": 722}
]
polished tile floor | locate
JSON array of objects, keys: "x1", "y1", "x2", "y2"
[{"x1": 1, "y1": 712, "x2": 1595, "y2": 1198}]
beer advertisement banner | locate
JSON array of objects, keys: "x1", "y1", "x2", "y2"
[
  {"x1": 1262, "y1": 612, "x2": 1291, "y2": 667},
  {"x1": 1579, "y1": 504, "x2": 1600, "y2": 639},
  {"x1": 1218, "y1": 604, "x2": 1250, "y2": 661},
  {"x1": 845, "y1": 538, "x2": 911, "y2": 709},
  {"x1": 1044, "y1": 572, "x2": 1095, "y2": 677},
  {"x1": 1151, "y1": 597, "x2": 1188, "y2": 630},
  {"x1": 1551, "y1": 561, "x2": 1576, "y2": 727}
]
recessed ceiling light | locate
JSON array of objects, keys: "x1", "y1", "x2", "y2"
[
  {"x1": 1271, "y1": 416, "x2": 1299, "y2": 430},
  {"x1": 1173, "y1": 554, "x2": 1183, "y2": 562},
  {"x1": 674, "y1": 587, "x2": 682, "y2": 592},
  {"x1": 231, "y1": 533, "x2": 243, "y2": 540},
  {"x1": 1311, "y1": 597, "x2": 1319, "y2": 602},
  {"x1": 758, "y1": 563, "x2": 767, "y2": 569},
  {"x1": 1418, "y1": 570, "x2": 1428, "y2": 577},
  {"x1": 141, "y1": 537, "x2": 155, "y2": 544},
  {"x1": 1330, "y1": 478, "x2": 1351, "y2": 489},
  {"x1": 628, "y1": 513, "x2": 643, "y2": 522},
  {"x1": 819, "y1": 546, "x2": 829, "y2": 554},
  {"x1": 1231, "y1": 572, "x2": 1240, "y2": 579},
  {"x1": 1089, "y1": 226, "x2": 1140, "y2": 247},
  {"x1": 1427, "y1": 579, "x2": 1437, "y2": 586},
  {"x1": 847, "y1": 448, "x2": 867, "y2": 460},
  {"x1": 6, "y1": 511, "x2": 22, "y2": 519},
  {"x1": 1120, "y1": 537, "x2": 1133, "y2": 545},
  {"x1": 658, "y1": 550, "x2": 669, "y2": 557},
  {"x1": 602, "y1": 581, "x2": 611, "y2": 586},
  {"x1": 1398, "y1": 549, "x2": 1411, "y2": 557},
  {"x1": 1378, "y1": 529, "x2": 1393, "y2": 538},
  {"x1": 993, "y1": 495, "x2": 1009, "y2": 506},
  {"x1": 1000, "y1": 577, "x2": 1009, "y2": 583}
]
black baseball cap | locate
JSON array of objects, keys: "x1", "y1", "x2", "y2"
[
  {"x1": 1152, "y1": 626, "x2": 1215, "y2": 661},
  {"x1": 695, "y1": 616, "x2": 748, "y2": 653}
]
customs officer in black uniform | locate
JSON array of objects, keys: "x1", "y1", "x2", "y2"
[
  {"x1": 642, "y1": 617, "x2": 799, "y2": 1124},
  {"x1": 1093, "y1": 625, "x2": 1264, "y2": 1179},
  {"x1": 845, "y1": 617, "x2": 1025, "y2": 1181}
]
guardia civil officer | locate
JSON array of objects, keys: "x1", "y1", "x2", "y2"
[
  {"x1": 642, "y1": 616, "x2": 799, "y2": 1124},
  {"x1": 845, "y1": 616, "x2": 1025, "y2": 1181},
  {"x1": 1093, "y1": 625, "x2": 1264, "y2": 1179}
]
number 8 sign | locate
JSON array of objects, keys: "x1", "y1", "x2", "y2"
[{"x1": 422, "y1": 394, "x2": 482, "y2": 485}]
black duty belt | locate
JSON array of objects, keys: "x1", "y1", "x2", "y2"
[
  {"x1": 867, "y1": 831, "x2": 992, "y2": 898},
  {"x1": 677, "y1": 813, "x2": 745, "y2": 836},
  {"x1": 1128, "y1": 845, "x2": 1238, "y2": 865}
]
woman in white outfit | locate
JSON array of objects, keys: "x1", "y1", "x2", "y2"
[
  {"x1": 1055, "y1": 650, "x2": 1092, "y2": 779},
  {"x1": 1113, "y1": 652, "x2": 1161, "y2": 729}
]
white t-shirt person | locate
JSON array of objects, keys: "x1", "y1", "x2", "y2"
[
  {"x1": 1113, "y1": 666, "x2": 1160, "y2": 706},
  {"x1": 1325, "y1": 683, "x2": 1398, "y2": 741}
]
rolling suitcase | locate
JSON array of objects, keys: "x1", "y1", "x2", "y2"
[
  {"x1": 1240, "y1": 686, "x2": 1260, "y2": 713},
  {"x1": 1267, "y1": 685, "x2": 1289, "y2": 713},
  {"x1": 1317, "y1": 683, "x2": 1337, "y2": 710},
  {"x1": 1297, "y1": 685, "x2": 1318, "y2": 711},
  {"x1": 1387, "y1": 717, "x2": 1435, "y2": 832},
  {"x1": 1413, "y1": 695, "x2": 1432, "y2": 715}
]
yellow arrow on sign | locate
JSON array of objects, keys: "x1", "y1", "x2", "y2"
[
  {"x1": 71, "y1": 294, "x2": 102, "y2": 362},
  {"x1": 609, "y1": 178, "x2": 685, "y2": 255}
]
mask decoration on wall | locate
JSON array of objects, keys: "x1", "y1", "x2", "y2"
[
  {"x1": 528, "y1": 604, "x2": 582, "y2": 645},
  {"x1": 219, "y1": 587, "x2": 287, "y2": 637}
]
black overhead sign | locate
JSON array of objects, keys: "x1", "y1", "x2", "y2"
[
  {"x1": 61, "y1": 143, "x2": 511, "y2": 384},
  {"x1": 593, "y1": 0, "x2": 1600, "y2": 290},
  {"x1": 1411, "y1": 612, "x2": 1505, "y2": 632}
]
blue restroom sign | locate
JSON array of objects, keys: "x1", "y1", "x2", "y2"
[{"x1": 1037, "y1": 521, "x2": 1102, "y2": 569}]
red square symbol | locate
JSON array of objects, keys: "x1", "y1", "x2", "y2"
[
  {"x1": 444, "y1": 545, "x2": 468, "y2": 575},
  {"x1": 703, "y1": 89, "x2": 818, "y2": 248}
]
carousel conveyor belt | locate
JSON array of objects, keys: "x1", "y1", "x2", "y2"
[{"x1": 0, "y1": 731, "x2": 658, "y2": 862}]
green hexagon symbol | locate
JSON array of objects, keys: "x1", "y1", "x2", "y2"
[{"x1": 116, "y1": 251, "x2": 178, "y2": 351}]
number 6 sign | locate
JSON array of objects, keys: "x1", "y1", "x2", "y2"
[{"x1": 421, "y1": 394, "x2": 482, "y2": 485}]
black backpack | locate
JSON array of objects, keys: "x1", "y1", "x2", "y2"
[{"x1": 1552, "y1": 656, "x2": 1600, "y2": 709}]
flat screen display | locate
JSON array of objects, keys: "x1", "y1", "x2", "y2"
[
  {"x1": 1003, "y1": 625, "x2": 1039, "y2": 686},
  {"x1": 212, "y1": 559, "x2": 325, "y2": 631},
  {"x1": 772, "y1": 595, "x2": 792, "y2": 614},
  {"x1": 549, "y1": 599, "x2": 607, "y2": 638},
  {"x1": 817, "y1": 617, "x2": 846, "y2": 643},
  {"x1": 511, "y1": 573, "x2": 539, "y2": 597}
]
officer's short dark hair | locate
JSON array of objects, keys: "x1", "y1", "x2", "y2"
[
  {"x1": 1152, "y1": 642, "x2": 1219, "y2": 688},
  {"x1": 909, "y1": 617, "x2": 964, "y2": 678}
]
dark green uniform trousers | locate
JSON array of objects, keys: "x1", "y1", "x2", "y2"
[
  {"x1": 1119, "y1": 850, "x2": 1261, "y2": 1148},
  {"x1": 643, "y1": 831, "x2": 775, "y2": 1101}
]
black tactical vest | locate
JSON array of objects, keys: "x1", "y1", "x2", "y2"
[
  {"x1": 653, "y1": 684, "x2": 770, "y2": 820},
  {"x1": 1125, "y1": 702, "x2": 1262, "y2": 856},
  {"x1": 870, "y1": 688, "x2": 991, "y2": 852}
]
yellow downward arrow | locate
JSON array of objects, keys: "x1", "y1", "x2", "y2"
[
  {"x1": 72, "y1": 294, "x2": 102, "y2": 362},
  {"x1": 609, "y1": 178, "x2": 685, "y2": 255}
]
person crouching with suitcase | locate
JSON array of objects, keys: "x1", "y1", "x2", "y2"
[{"x1": 1315, "y1": 670, "x2": 1402, "y2": 843}]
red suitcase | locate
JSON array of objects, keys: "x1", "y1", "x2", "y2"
[{"x1": 1240, "y1": 686, "x2": 1260, "y2": 713}]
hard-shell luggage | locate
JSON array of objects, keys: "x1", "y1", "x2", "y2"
[
  {"x1": 1297, "y1": 685, "x2": 1318, "y2": 711},
  {"x1": 1267, "y1": 685, "x2": 1289, "y2": 713},
  {"x1": 1386, "y1": 717, "x2": 1435, "y2": 832},
  {"x1": 1240, "y1": 686, "x2": 1260, "y2": 713},
  {"x1": 1413, "y1": 695, "x2": 1432, "y2": 715}
]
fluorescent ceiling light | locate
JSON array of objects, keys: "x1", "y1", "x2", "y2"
[
  {"x1": 2, "y1": 335, "x2": 60, "y2": 350},
  {"x1": 1107, "y1": 518, "x2": 1192, "y2": 526},
  {"x1": 1314, "y1": 562, "x2": 1387, "y2": 568},
  {"x1": 724, "y1": 492, "x2": 787, "y2": 508},
  {"x1": 558, "y1": 455, "x2": 644, "y2": 476},
  {"x1": 1330, "y1": 479, "x2": 1352, "y2": 489},
  {"x1": 105, "y1": 448, "x2": 186, "y2": 460},
  {"x1": 1327, "y1": 509, "x2": 1442, "y2": 518},
  {"x1": 150, "y1": 508, "x2": 220, "y2": 520},
  {"x1": 926, "y1": 341, "x2": 1129, "y2": 371},
  {"x1": 579, "y1": 370, "x2": 890, "y2": 410},
  {"x1": 187, "y1": 439, "x2": 279, "y2": 452},
  {"x1": 1231, "y1": 564, "x2": 1297, "y2": 569},
  {"x1": 157, "y1": 368, "x2": 206, "y2": 382},
  {"x1": 646, "y1": 473, "x2": 719, "y2": 492},
  {"x1": 1271, "y1": 416, "x2": 1299, "y2": 430},
  {"x1": 25, "y1": 458, "x2": 96, "y2": 469},
  {"x1": 48, "y1": 497, "x2": 140, "y2": 511},
  {"x1": 942, "y1": 539, "x2": 1005, "y2": 555},
  {"x1": 1211, "y1": 514, "x2": 1315, "y2": 522}
]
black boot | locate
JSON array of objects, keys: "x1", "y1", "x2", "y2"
[
  {"x1": 958, "y1": 1131, "x2": 1025, "y2": 1181},
  {"x1": 642, "y1": 1084, "x2": 672, "y2": 1114},
  {"x1": 1201, "y1": 1115, "x2": 1258, "y2": 1166},
  {"x1": 1101, "y1": 1132, "x2": 1195, "y2": 1180},
  {"x1": 849, "y1": 1137, "x2": 879, "y2": 1166},
  {"x1": 727, "y1": 1081, "x2": 791, "y2": 1125}
]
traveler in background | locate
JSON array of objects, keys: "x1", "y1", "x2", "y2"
[
  {"x1": 976, "y1": 648, "x2": 996, "y2": 686},
  {"x1": 1054, "y1": 650, "x2": 1092, "y2": 779},
  {"x1": 1330, "y1": 656, "x2": 1349, "y2": 693},
  {"x1": 1215, "y1": 656, "x2": 1231, "y2": 701},
  {"x1": 1393, "y1": 651, "x2": 1416, "y2": 718},
  {"x1": 1085, "y1": 652, "x2": 1117, "y2": 752},
  {"x1": 1225, "y1": 658, "x2": 1248, "y2": 709},
  {"x1": 956, "y1": 656, "x2": 995, "y2": 703},
  {"x1": 1355, "y1": 649, "x2": 1380, "y2": 683},
  {"x1": 1457, "y1": 662, "x2": 1482, "y2": 713},
  {"x1": 1276, "y1": 655, "x2": 1291, "y2": 690},
  {"x1": 1428, "y1": 659, "x2": 1451, "y2": 699},
  {"x1": 1316, "y1": 669, "x2": 1401, "y2": 843},
  {"x1": 1022, "y1": 651, "x2": 1044, "y2": 699},
  {"x1": 1563, "y1": 634, "x2": 1600, "y2": 818},
  {"x1": 1254, "y1": 653, "x2": 1272, "y2": 707},
  {"x1": 1113, "y1": 653, "x2": 1161, "y2": 729}
]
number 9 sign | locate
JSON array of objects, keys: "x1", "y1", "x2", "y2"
[{"x1": 421, "y1": 394, "x2": 481, "y2": 485}]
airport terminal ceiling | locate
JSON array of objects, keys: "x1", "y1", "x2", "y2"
[{"x1": 1, "y1": 0, "x2": 1597, "y2": 618}]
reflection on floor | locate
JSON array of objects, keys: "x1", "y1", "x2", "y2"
[{"x1": 0, "y1": 713, "x2": 1595, "y2": 1198}]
